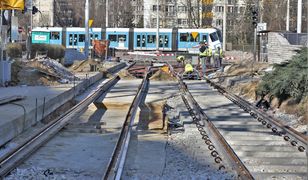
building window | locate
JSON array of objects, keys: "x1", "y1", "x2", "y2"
[
  {"x1": 228, "y1": 6, "x2": 233, "y2": 13},
  {"x1": 153, "y1": 5, "x2": 161, "y2": 11},
  {"x1": 240, "y1": 7, "x2": 244, "y2": 13},
  {"x1": 216, "y1": 19, "x2": 223, "y2": 26},
  {"x1": 216, "y1": 6, "x2": 223, "y2": 12},
  {"x1": 177, "y1": 19, "x2": 188, "y2": 25},
  {"x1": 178, "y1": 6, "x2": 187, "y2": 13}
]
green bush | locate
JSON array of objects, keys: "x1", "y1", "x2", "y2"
[
  {"x1": 257, "y1": 48, "x2": 308, "y2": 105},
  {"x1": 6, "y1": 43, "x2": 22, "y2": 58},
  {"x1": 31, "y1": 44, "x2": 65, "y2": 60}
]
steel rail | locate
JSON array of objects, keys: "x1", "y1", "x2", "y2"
[
  {"x1": 206, "y1": 79, "x2": 307, "y2": 151},
  {"x1": 167, "y1": 63, "x2": 254, "y2": 180},
  {"x1": 103, "y1": 67, "x2": 150, "y2": 180},
  {"x1": 0, "y1": 75, "x2": 121, "y2": 178}
]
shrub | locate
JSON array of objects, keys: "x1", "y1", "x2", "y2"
[
  {"x1": 31, "y1": 44, "x2": 65, "y2": 60},
  {"x1": 6, "y1": 43, "x2": 22, "y2": 58},
  {"x1": 257, "y1": 47, "x2": 308, "y2": 106}
]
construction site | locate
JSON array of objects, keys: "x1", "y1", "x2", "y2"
[
  {"x1": 0, "y1": 33, "x2": 307, "y2": 179},
  {"x1": 0, "y1": 0, "x2": 307, "y2": 177}
]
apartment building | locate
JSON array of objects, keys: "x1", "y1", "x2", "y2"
[
  {"x1": 212, "y1": 0, "x2": 246, "y2": 30},
  {"x1": 32, "y1": 0, "x2": 54, "y2": 27}
]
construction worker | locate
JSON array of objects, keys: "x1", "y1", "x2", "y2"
[
  {"x1": 198, "y1": 41, "x2": 208, "y2": 78},
  {"x1": 185, "y1": 63, "x2": 194, "y2": 73},
  {"x1": 214, "y1": 46, "x2": 223, "y2": 68},
  {"x1": 206, "y1": 46, "x2": 212, "y2": 68},
  {"x1": 176, "y1": 55, "x2": 185, "y2": 67}
]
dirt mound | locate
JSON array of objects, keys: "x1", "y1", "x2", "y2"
[
  {"x1": 150, "y1": 69, "x2": 176, "y2": 81},
  {"x1": 18, "y1": 66, "x2": 60, "y2": 86},
  {"x1": 225, "y1": 60, "x2": 269, "y2": 76},
  {"x1": 29, "y1": 57, "x2": 76, "y2": 81},
  {"x1": 10, "y1": 57, "x2": 78, "y2": 86}
]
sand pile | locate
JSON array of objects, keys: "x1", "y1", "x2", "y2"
[{"x1": 150, "y1": 69, "x2": 176, "y2": 81}]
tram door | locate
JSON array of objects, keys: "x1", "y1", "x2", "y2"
[
  {"x1": 136, "y1": 34, "x2": 146, "y2": 49},
  {"x1": 68, "y1": 33, "x2": 78, "y2": 48},
  {"x1": 159, "y1": 35, "x2": 169, "y2": 49}
]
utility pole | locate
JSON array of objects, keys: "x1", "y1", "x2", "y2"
[
  {"x1": 106, "y1": 0, "x2": 108, "y2": 28},
  {"x1": 297, "y1": 0, "x2": 302, "y2": 33},
  {"x1": 0, "y1": 9, "x2": 3, "y2": 86},
  {"x1": 84, "y1": 0, "x2": 89, "y2": 58},
  {"x1": 222, "y1": 0, "x2": 226, "y2": 51},
  {"x1": 286, "y1": 0, "x2": 290, "y2": 31},
  {"x1": 156, "y1": 0, "x2": 159, "y2": 51}
]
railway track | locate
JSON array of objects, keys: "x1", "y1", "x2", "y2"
[
  {"x1": 168, "y1": 63, "x2": 307, "y2": 179},
  {"x1": 0, "y1": 75, "x2": 120, "y2": 178},
  {"x1": 103, "y1": 67, "x2": 150, "y2": 180}
]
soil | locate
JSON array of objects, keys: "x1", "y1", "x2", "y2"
[
  {"x1": 215, "y1": 59, "x2": 307, "y2": 134},
  {"x1": 149, "y1": 69, "x2": 177, "y2": 81}
]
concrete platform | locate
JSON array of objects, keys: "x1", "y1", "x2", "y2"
[{"x1": 0, "y1": 72, "x2": 105, "y2": 147}]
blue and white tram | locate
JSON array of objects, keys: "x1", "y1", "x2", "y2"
[{"x1": 32, "y1": 27, "x2": 222, "y2": 53}]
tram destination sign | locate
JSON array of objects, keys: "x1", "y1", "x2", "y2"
[{"x1": 32, "y1": 31, "x2": 50, "y2": 44}]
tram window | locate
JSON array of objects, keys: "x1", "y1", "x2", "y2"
[
  {"x1": 210, "y1": 32, "x2": 219, "y2": 42},
  {"x1": 202, "y1": 35, "x2": 208, "y2": 43},
  {"x1": 189, "y1": 33, "x2": 199, "y2": 42},
  {"x1": 108, "y1": 34, "x2": 117, "y2": 41},
  {"x1": 69, "y1": 34, "x2": 73, "y2": 45},
  {"x1": 79, "y1": 34, "x2": 85, "y2": 42},
  {"x1": 147, "y1": 35, "x2": 156, "y2": 43},
  {"x1": 118, "y1": 35, "x2": 126, "y2": 42},
  {"x1": 180, "y1": 33, "x2": 188, "y2": 42},
  {"x1": 216, "y1": 30, "x2": 223, "y2": 42},
  {"x1": 51, "y1": 32, "x2": 60, "y2": 40},
  {"x1": 94, "y1": 34, "x2": 99, "y2": 40}
]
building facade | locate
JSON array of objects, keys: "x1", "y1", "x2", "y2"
[{"x1": 32, "y1": 0, "x2": 54, "y2": 27}]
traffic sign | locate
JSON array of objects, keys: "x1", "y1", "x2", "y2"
[
  {"x1": 257, "y1": 23, "x2": 267, "y2": 31},
  {"x1": 89, "y1": 19, "x2": 94, "y2": 27},
  {"x1": 191, "y1": 32, "x2": 198, "y2": 40}
]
